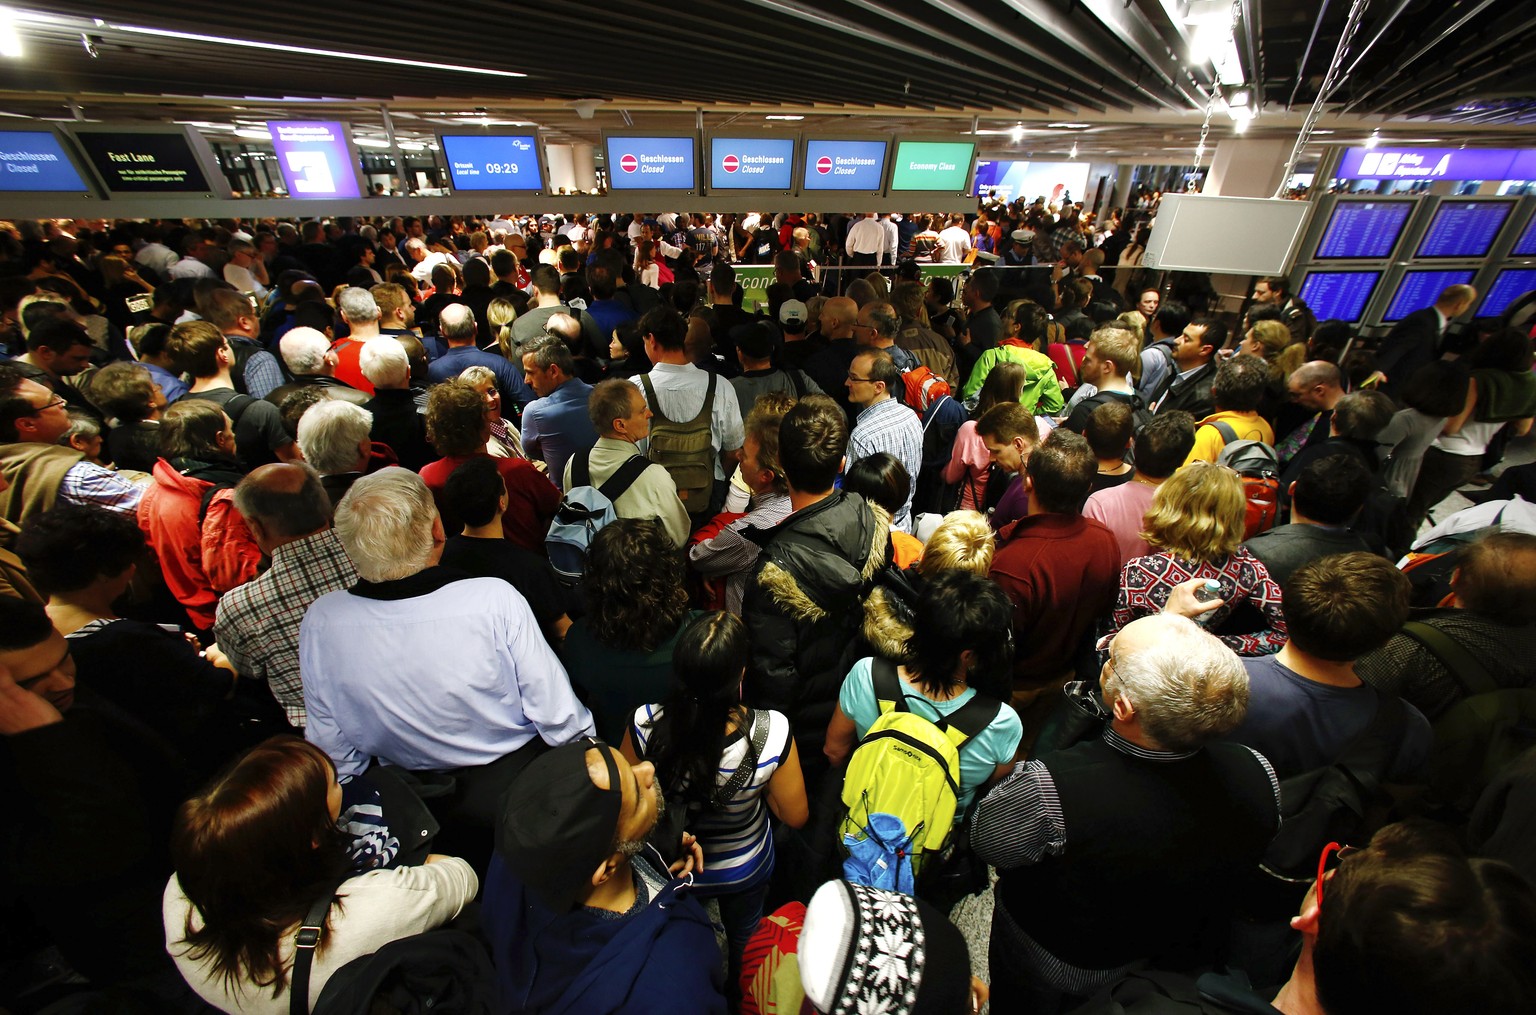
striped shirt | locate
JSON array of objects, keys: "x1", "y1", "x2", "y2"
[
  {"x1": 632, "y1": 705, "x2": 791, "y2": 894},
  {"x1": 59, "y1": 460, "x2": 144, "y2": 515},
  {"x1": 847, "y1": 396, "x2": 923, "y2": 532}
]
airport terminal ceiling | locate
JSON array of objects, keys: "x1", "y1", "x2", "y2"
[{"x1": 0, "y1": 1, "x2": 1533, "y2": 164}]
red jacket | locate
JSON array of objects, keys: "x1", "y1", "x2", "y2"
[{"x1": 137, "y1": 459, "x2": 262, "y2": 630}]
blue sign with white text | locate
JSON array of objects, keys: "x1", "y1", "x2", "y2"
[
  {"x1": 709, "y1": 137, "x2": 794, "y2": 191},
  {"x1": 605, "y1": 136, "x2": 696, "y2": 190},
  {"x1": 1415, "y1": 201, "x2": 1514, "y2": 259},
  {"x1": 441, "y1": 135, "x2": 542, "y2": 191},
  {"x1": 1315, "y1": 202, "x2": 1412, "y2": 259},
  {"x1": 0, "y1": 131, "x2": 89, "y2": 191},
  {"x1": 1298, "y1": 271, "x2": 1381, "y2": 323},
  {"x1": 802, "y1": 140, "x2": 888, "y2": 191}
]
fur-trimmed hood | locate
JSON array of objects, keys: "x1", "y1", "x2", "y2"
[{"x1": 756, "y1": 491, "x2": 889, "y2": 625}]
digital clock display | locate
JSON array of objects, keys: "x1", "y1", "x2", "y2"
[{"x1": 440, "y1": 134, "x2": 542, "y2": 191}]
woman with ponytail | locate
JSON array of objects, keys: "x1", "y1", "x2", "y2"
[{"x1": 621, "y1": 611, "x2": 808, "y2": 969}]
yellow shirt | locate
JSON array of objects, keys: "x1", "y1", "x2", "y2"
[{"x1": 1185, "y1": 411, "x2": 1275, "y2": 465}]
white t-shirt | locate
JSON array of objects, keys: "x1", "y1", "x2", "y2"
[
  {"x1": 223, "y1": 263, "x2": 269, "y2": 302},
  {"x1": 164, "y1": 859, "x2": 477, "y2": 1015},
  {"x1": 936, "y1": 226, "x2": 972, "y2": 263}
]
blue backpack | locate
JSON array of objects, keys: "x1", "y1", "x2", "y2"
[{"x1": 546, "y1": 449, "x2": 651, "y2": 585}]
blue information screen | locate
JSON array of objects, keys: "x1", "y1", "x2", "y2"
[
  {"x1": 1511, "y1": 211, "x2": 1536, "y2": 257},
  {"x1": 708, "y1": 137, "x2": 794, "y2": 191},
  {"x1": 802, "y1": 139, "x2": 888, "y2": 191},
  {"x1": 1315, "y1": 202, "x2": 1413, "y2": 259},
  {"x1": 1478, "y1": 269, "x2": 1536, "y2": 318},
  {"x1": 1298, "y1": 271, "x2": 1382, "y2": 323},
  {"x1": 605, "y1": 136, "x2": 696, "y2": 190},
  {"x1": 0, "y1": 131, "x2": 89, "y2": 191},
  {"x1": 1415, "y1": 201, "x2": 1514, "y2": 258},
  {"x1": 1384, "y1": 270, "x2": 1476, "y2": 322},
  {"x1": 441, "y1": 134, "x2": 541, "y2": 191}
]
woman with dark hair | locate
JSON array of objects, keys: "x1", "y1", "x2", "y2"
[
  {"x1": 621, "y1": 611, "x2": 807, "y2": 970},
  {"x1": 561, "y1": 517, "x2": 697, "y2": 743},
  {"x1": 843, "y1": 453, "x2": 924, "y2": 569},
  {"x1": 959, "y1": 299, "x2": 1066, "y2": 414},
  {"x1": 136, "y1": 400, "x2": 262, "y2": 630},
  {"x1": 165, "y1": 737, "x2": 476, "y2": 1013},
  {"x1": 1409, "y1": 327, "x2": 1536, "y2": 527},
  {"x1": 605, "y1": 321, "x2": 651, "y2": 379},
  {"x1": 824, "y1": 571, "x2": 1022, "y2": 812}
]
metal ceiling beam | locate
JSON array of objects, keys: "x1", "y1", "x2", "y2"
[
  {"x1": 910, "y1": 0, "x2": 1132, "y2": 112},
  {"x1": 1354, "y1": 10, "x2": 1536, "y2": 113},
  {"x1": 1339, "y1": 0, "x2": 1507, "y2": 112},
  {"x1": 1286, "y1": 0, "x2": 1333, "y2": 110},
  {"x1": 1075, "y1": 0, "x2": 1213, "y2": 110},
  {"x1": 991, "y1": 0, "x2": 1198, "y2": 110}
]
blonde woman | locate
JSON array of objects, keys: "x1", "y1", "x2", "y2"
[
  {"x1": 1110, "y1": 460, "x2": 1287, "y2": 656},
  {"x1": 1240, "y1": 319, "x2": 1298, "y2": 424},
  {"x1": 457, "y1": 364, "x2": 527, "y2": 460},
  {"x1": 485, "y1": 297, "x2": 517, "y2": 359}
]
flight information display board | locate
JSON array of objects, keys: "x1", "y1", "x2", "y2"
[
  {"x1": 1383, "y1": 270, "x2": 1477, "y2": 322},
  {"x1": 604, "y1": 135, "x2": 696, "y2": 190},
  {"x1": 888, "y1": 140, "x2": 975, "y2": 192},
  {"x1": 1478, "y1": 269, "x2": 1536, "y2": 318},
  {"x1": 1414, "y1": 200, "x2": 1515, "y2": 258},
  {"x1": 0, "y1": 130, "x2": 90, "y2": 192},
  {"x1": 1298, "y1": 270, "x2": 1382, "y2": 323},
  {"x1": 1314, "y1": 201, "x2": 1413, "y2": 259},
  {"x1": 801, "y1": 139, "x2": 888, "y2": 191},
  {"x1": 440, "y1": 134, "x2": 542, "y2": 191},
  {"x1": 1511, "y1": 211, "x2": 1536, "y2": 258},
  {"x1": 707, "y1": 136, "x2": 794, "y2": 191},
  {"x1": 72, "y1": 129, "x2": 212, "y2": 193},
  {"x1": 267, "y1": 122, "x2": 363, "y2": 199}
]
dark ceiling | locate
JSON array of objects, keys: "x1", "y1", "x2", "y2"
[{"x1": 0, "y1": 0, "x2": 1532, "y2": 159}]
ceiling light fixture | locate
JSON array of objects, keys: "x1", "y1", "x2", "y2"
[
  {"x1": 101, "y1": 20, "x2": 526, "y2": 78},
  {"x1": 353, "y1": 137, "x2": 391, "y2": 148},
  {"x1": 1048, "y1": 122, "x2": 1090, "y2": 129},
  {"x1": 233, "y1": 127, "x2": 271, "y2": 140},
  {"x1": 765, "y1": 115, "x2": 805, "y2": 121},
  {"x1": 0, "y1": 7, "x2": 22, "y2": 58},
  {"x1": 397, "y1": 141, "x2": 426, "y2": 151},
  {"x1": 1070, "y1": 142, "x2": 1079, "y2": 159},
  {"x1": 1365, "y1": 130, "x2": 1380, "y2": 149},
  {"x1": 1011, "y1": 124, "x2": 1024, "y2": 143}
]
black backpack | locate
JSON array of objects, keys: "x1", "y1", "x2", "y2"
[
  {"x1": 1244, "y1": 694, "x2": 1410, "y2": 917},
  {"x1": 308, "y1": 930, "x2": 495, "y2": 1015}
]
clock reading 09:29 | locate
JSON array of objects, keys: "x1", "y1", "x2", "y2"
[{"x1": 482, "y1": 162, "x2": 520, "y2": 174}]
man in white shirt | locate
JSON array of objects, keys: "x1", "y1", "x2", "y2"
[
  {"x1": 935, "y1": 215, "x2": 973, "y2": 263},
  {"x1": 167, "y1": 236, "x2": 216, "y2": 280},
  {"x1": 221, "y1": 237, "x2": 269, "y2": 302},
  {"x1": 844, "y1": 213, "x2": 887, "y2": 269}
]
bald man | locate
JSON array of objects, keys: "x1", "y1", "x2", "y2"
[
  {"x1": 1277, "y1": 361, "x2": 1346, "y2": 464},
  {"x1": 213, "y1": 462, "x2": 359, "y2": 728},
  {"x1": 805, "y1": 296, "x2": 862, "y2": 416}
]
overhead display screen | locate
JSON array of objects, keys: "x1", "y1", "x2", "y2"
[
  {"x1": 1414, "y1": 201, "x2": 1515, "y2": 259},
  {"x1": 0, "y1": 130, "x2": 90, "y2": 192},
  {"x1": 1509, "y1": 211, "x2": 1536, "y2": 258},
  {"x1": 973, "y1": 159, "x2": 1090, "y2": 204},
  {"x1": 889, "y1": 140, "x2": 976, "y2": 192},
  {"x1": 267, "y1": 121, "x2": 362, "y2": 199},
  {"x1": 440, "y1": 134, "x2": 542, "y2": 191},
  {"x1": 1478, "y1": 269, "x2": 1536, "y2": 318},
  {"x1": 1314, "y1": 201, "x2": 1413, "y2": 260},
  {"x1": 1298, "y1": 270, "x2": 1382, "y2": 323},
  {"x1": 801, "y1": 139, "x2": 888, "y2": 191},
  {"x1": 72, "y1": 129, "x2": 211, "y2": 193},
  {"x1": 707, "y1": 136, "x2": 794, "y2": 191},
  {"x1": 604, "y1": 136, "x2": 696, "y2": 190},
  {"x1": 1383, "y1": 270, "x2": 1477, "y2": 322}
]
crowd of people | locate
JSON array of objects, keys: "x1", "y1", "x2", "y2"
[{"x1": 1, "y1": 206, "x2": 1535, "y2": 1015}]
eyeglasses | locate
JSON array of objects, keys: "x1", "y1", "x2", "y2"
[
  {"x1": 24, "y1": 396, "x2": 67, "y2": 416},
  {"x1": 846, "y1": 373, "x2": 874, "y2": 383},
  {"x1": 1315, "y1": 841, "x2": 1358, "y2": 908}
]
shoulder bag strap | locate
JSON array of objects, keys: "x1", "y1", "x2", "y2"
[
  {"x1": 936, "y1": 693, "x2": 1005, "y2": 747},
  {"x1": 1212, "y1": 420, "x2": 1239, "y2": 447},
  {"x1": 638, "y1": 374, "x2": 671, "y2": 424},
  {"x1": 689, "y1": 370, "x2": 718, "y2": 425},
  {"x1": 1333, "y1": 692, "x2": 1410, "y2": 790},
  {"x1": 571, "y1": 447, "x2": 592, "y2": 489},
  {"x1": 225, "y1": 393, "x2": 256, "y2": 427},
  {"x1": 289, "y1": 886, "x2": 341, "y2": 1015},
  {"x1": 713, "y1": 708, "x2": 772, "y2": 807},
  {"x1": 1400, "y1": 620, "x2": 1500, "y2": 697},
  {"x1": 871, "y1": 656, "x2": 906, "y2": 714},
  {"x1": 598, "y1": 455, "x2": 653, "y2": 503}
]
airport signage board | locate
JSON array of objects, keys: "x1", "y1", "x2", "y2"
[
  {"x1": 267, "y1": 121, "x2": 364, "y2": 199},
  {"x1": 0, "y1": 130, "x2": 91, "y2": 192},
  {"x1": 801, "y1": 139, "x2": 888, "y2": 191}
]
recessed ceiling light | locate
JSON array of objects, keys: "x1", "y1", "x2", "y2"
[
  {"x1": 353, "y1": 137, "x2": 392, "y2": 148},
  {"x1": 765, "y1": 115, "x2": 804, "y2": 121},
  {"x1": 233, "y1": 128, "x2": 271, "y2": 140},
  {"x1": 1049, "y1": 122, "x2": 1091, "y2": 129}
]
